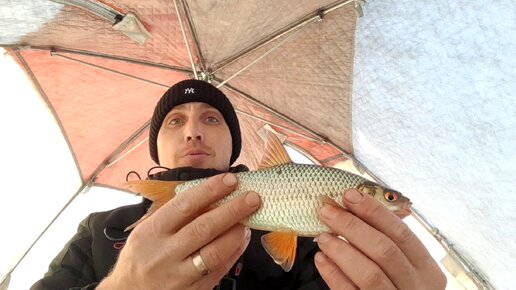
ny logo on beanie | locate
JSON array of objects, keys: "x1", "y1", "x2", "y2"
[{"x1": 185, "y1": 88, "x2": 195, "y2": 94}]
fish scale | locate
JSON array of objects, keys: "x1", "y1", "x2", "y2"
[{"x1": 176, "y1": 163, "x2": 369, "y2": 237}]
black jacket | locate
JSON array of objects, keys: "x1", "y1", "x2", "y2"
[{"x1": 30, "y1": 166, "x2": 329, "y2": 290}]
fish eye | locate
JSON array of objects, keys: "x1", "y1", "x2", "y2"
[{"x1": 384, "y1": 192, "x2": 398, "y2": 202}]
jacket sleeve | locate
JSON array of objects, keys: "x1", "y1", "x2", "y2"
[
  {"x1": 295, "y1": 239, "x2": 330, "y2": 290},
  {"x1": 30, "y1": 214, "x2": 100, "y2": 290},
  {"x1": 297, "y1": 277, "x2": 329, "y2": 290}
]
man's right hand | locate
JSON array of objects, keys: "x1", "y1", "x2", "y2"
[{"x1": 96, "y1": 173, "x2": 261, "y2": 290}]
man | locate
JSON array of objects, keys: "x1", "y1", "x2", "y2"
[{"x1": 31, "y1": 79, "x2": 446, "y2": 290}]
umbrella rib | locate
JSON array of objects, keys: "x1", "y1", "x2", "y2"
[
  {"x1": 12, "y1": 50, "x2": 84, "y2": 180},
  {"x1": 210, "y1": 0, "x2": 355, "y2": 74},
  {"x1": 48, "y1": 46, "x2": 192, "y2": 73},
  {"x1": 107, "y1": 136, "x2": 149, "y2": 168},
  {"x1": 53, "y1": 53, "x2": 171, "y2": 88},
  {"x1": 216, "y1": 28, "x2": 302, "y2": 88},
  {"x1": 85, "y1": 119, "x2": 152, "y2": 184},
  {"x1": 179, "y1": 0, "x2": 207, "y2": 73},
  {"x1": 3, "y1": 45, "x2": 194, "y2": 74},
  {"x1": 410, "y1": 208, "x2": 493, "y2": 289},
  {"x1": 6, "y1": 50, "x2": 154, "y2": 278},
  {"x1": 173, "y1": 0, "x2": 198, "y2": 79},
  {"x1": 319, "y1": 153, "x2": 347, "y2": 164},
  {"x1": 20, "y1": 120, "x2": 152, "y2": 270},
  {"x1": 5, "y1": 182, "x2": 92, "y2": 283},
  {"x1": 235, "y1": 109, "x2": 323, "y2": 144},
  {"x1": 319, "y1": 153, "x2": 385, "y2": 185},
  {"x1": 214, "y1": 78, "x2": 331, "y2": 144},
  {"x1": 283, "y1": 141, "x2": 322, "y2": 166}
]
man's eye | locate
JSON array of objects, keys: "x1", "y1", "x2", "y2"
[
  {"x1": 169, "y1": 118, "x2": 183, "y2": 125},
  {"x1": 206, "y1": 116, "x2": 219, "y2": 124}
]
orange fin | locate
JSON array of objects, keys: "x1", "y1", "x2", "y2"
[
  {"x1": 124, "y1": 180, "x2": 182, "y2": 231},
  {"x1": 258, "y1": 130, "x2": 292, "y2": 169},
  {"x1": 125, "y1": 179, "x2": 181, "y2": 201},
  {"x1": 261, "y1": 231, "x2": 297, "y2": 272}
]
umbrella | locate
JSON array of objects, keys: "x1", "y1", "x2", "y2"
[{"x1": 1, "y1": 0, "x2": 514, "y2": 289}]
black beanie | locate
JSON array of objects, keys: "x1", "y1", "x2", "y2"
[{"x1": 149, "y1": 79, "x2": 241, "y2": 165}]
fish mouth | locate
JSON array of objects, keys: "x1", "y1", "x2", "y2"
[
  {"x1": 395, "y1": 209, "x2": 412, "y2": 219},
  {"x1": 395, "y1": 202, "x2": 413, "y2": 219}
]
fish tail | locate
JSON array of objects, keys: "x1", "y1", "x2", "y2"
[
  {"x1": 124, "y1": 179, "x2": 182, "y2": 231},
  {"x1": 125, "y1": 179, "x2": 181, "y2": 200}
]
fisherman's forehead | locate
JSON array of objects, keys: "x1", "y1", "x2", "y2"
[{"x1": 169, "y1": 102, "x2": 218, "y2": 113}]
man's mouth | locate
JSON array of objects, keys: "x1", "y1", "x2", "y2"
[{"x1": 185, "y1": 150, "x2": 210, "y2": 157}]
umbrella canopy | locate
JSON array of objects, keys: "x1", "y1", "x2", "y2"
[
  {"x1": 3, "y1": 0, "x2": 355, "y2": 189},
  {"x1": 1, "y1": 0, "x2": 514, "y2": 289}
]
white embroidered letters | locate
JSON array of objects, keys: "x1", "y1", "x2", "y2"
[{"x1": 185, "y1": 88, "x2": 195, "y2": 94}]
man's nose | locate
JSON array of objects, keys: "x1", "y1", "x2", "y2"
[
  {"x1": 186, "y1": 134, "x2": 202, "y2": 141},
  {"x1": 184, "y1": 123, "x2": 203, "y2": 141}
]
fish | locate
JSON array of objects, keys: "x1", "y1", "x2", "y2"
[{"x1": 125, "y1": 130, "x2": 412, "y2": 272}]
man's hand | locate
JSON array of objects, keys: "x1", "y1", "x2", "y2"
[
  {"x1": 315, "y1": 189, "x2": 446, "y2": 290},
  {"x1": 97, "y1": 173, "x2": 261, "y2": 290}
]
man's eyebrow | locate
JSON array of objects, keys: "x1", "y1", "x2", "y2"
[
  {"x1": 197, "y1": 104, "x2": 222, "y2": 115},
  {"x1": 198, "y1": 104, "x2": 222, "y2": 114},
  {"x1": 203, "y1": 108, "x2": 222, "y2": 114},
  {"x1": 198, "y1": 103, "x2": 214, "y2": 109}
]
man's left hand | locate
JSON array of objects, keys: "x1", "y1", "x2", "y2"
[{"x1": 315, "y1": 189, "x2": 447, "y2": 290}]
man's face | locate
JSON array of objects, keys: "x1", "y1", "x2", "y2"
[{"x1": 157, "y1": 102, "x2": 233, "y2": 171}]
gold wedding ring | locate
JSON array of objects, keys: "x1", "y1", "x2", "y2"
[{"x1": 191, "y1": 251, "x2": 210, "y2": 276}]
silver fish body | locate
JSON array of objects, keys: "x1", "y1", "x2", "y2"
[
  {"x1": 176, "y1": 163, "x2": 377, "y2": 237},
  {"x1": 125, "y1": 129, "x2": 412, "y2": 272}
]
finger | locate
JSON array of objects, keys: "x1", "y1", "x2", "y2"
[
  {"x1": 174, "y1": 191, "x2": 261, "y2": 258},
  {"x1": 192, "y1": 227, "x2": 252, "y2": 289},
  {"x1": 183, "y1": 225, "x2": 250, "y2": 277},
  {"x1": 314, "y1": 251, "x2": 358, "y2": 290},
  {"x1": 149, "y1": 173, "x2": 239, "y2": 234},
  {"x1": 320, "y1": 203, "x2": 416, "y2": 288},
  {"x1": 317, "y1": 233, "x2": 396, "y2": 290},
  {"x1": 341, "y1": 189, "x2": 434, "y2": 269}
]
